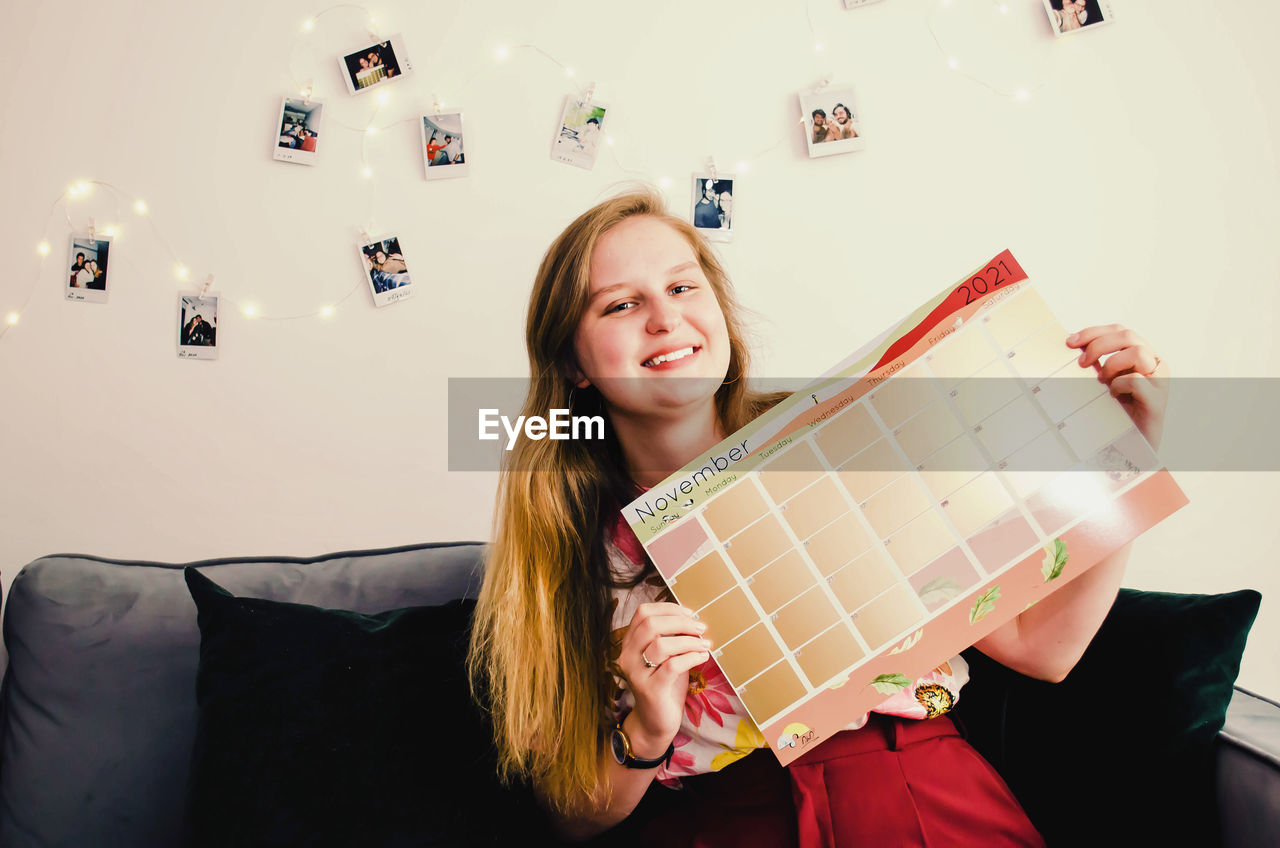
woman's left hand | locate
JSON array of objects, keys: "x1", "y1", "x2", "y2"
[{"x1": 1067, "y1": 325, "x2": 1168, "y2": 450}]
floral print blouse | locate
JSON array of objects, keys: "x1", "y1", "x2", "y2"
[{"x1": 605, "y1": 511, "x2": 968, "y2": 787}]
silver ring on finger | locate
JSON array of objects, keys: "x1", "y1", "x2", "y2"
[{"x1": 642, "y1": 650, "x2": 656, "y2": 669}]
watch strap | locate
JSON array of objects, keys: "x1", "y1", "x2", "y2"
[{"x1": 613, "y1": 723, "x2": 675, "y2": 769}]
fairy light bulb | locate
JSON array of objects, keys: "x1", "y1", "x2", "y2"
[
  {"x1": 659, "y1": 176, "x2": 671, "y2": 189},
  {"x1": 814, "y1": 43, "x2": 824, "y2": 54},
  {"x1": 605, "y1": 135, "x2": 615, "y2": 146},
  {"x1": 243, "y1": 304, "x2": 257, "y2": 317},
  {"x1": 303, "y1": 19, "x2": 314, "y2": 31},
  {"x1": 377, "y1": 90, "x2": 389, "y2": 105},
  {"x1": 565, "y1": 67, "x2": 575, "y2": 78},
  {"x1": 737, "y1": 160, "x2": 749, "y2": 172},
  {"x1": 366, "y1": 126, "x2": 378, "y2": 135},
  {"x1": 6, "y1": 313, "x2": 18, "y2": 326},
  {"x1": 949, "y1": 57, "x2": 958, "y2": 70},
  {"x1": 134, "y1": 200, "x2": 147, "y2": 214},
  {"x1": 321, "y1": 306, "x2": 334, "y2": 318},
  {"x1": 1015, "y1": 89, "x2": 1029, "y2": 101},
  {"x1": 104, "y1": 226, "x2": 117, "y2": 237},
  {"x1": 495, "y1": 45, "x2": 508, "y2": 60},
  {"x1": 37, "y1": 241, "x2": 50, "y2": 256},
  {"x1": 176, "y1": 266, "x2": 189, "y2": 280},
  {"x1": 362, "y1": 166, "x2": 373, "y2": 178},
  {"x1": 68, "y1": 185, "x2": 79, "y2": 197}
]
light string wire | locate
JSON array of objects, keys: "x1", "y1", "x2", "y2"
[
  {"x1": 925, "y1": 0, "x2": 1057, "y2": 100},
  {"x1": 3, "y1": 0, "x2": 1063, "y2": 342}
]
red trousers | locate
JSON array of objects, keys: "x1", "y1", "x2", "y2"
[{"x1": 633, "y1": 714, "x2": 1045, "y2": 848}]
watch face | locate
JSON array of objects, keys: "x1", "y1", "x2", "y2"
[{"x1": 610, "y1": 727, "x2": 627, "y2": 765}]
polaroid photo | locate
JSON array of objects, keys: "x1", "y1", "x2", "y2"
[
  {"x1": 274, "y1": 95, "x2": 324, "y2": 165},
  {"x1": 178, "y1": 293, "x2": 219, "y2": 360},
  {"x1": 1041, "y1": 0, "x2": 1114, "y2": 37},
  {"x1": 842, "y1": 0, "x2": 886, "y2": 8},
  {"x1": 359, "y1": 236, "x2": 413, "y2": 307},
  {"x1": 66, "y1": 233, "x2": 112, "y2": 304},
  {"x1": 691, "y1": 174, "x2": 735, "y2": 243},
  {"x1": 800, "y1": 88, "x2": 866, "y2": 159},
  {"x1": 420, "y1": 112, "x2": 468, "y2": 180},
  {"x1": 339, "y1": 34, "x2": 413, "y2": 95},
  {"x1": 550, "y1": 95, "x2": 608, "y2": 171}
]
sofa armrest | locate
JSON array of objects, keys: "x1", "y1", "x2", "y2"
[{"x1": 1218, "y1": 686, "x2": 1280, "y2": 848}]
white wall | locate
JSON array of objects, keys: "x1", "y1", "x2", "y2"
[{"x1": 2, "y1": 1, "x2": 1276, "y2": 695}]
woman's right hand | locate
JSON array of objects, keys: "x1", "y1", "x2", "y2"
[{"x1": 615, "y1": 602, "x2": 712, "y2": 757}]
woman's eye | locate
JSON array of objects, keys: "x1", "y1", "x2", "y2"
[
  {"x1": 605, "y1": 301, "x2": 635, "y2": 314},
  {"x1": 670, "y1": 284, "x2": 693, "y2": 295}
]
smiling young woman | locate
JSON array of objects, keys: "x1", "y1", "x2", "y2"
[
  {"x1": 467, "y1": 188, "x2": 789, "y2": 839},
  {"x1": 467, "y1": 186, "x2": 1167, "y2": 846}
]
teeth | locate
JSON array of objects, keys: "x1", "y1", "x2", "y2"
[{"x1": 644, "y1": 346, "x2": 695, "y2": 367}]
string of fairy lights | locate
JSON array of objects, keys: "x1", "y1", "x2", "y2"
[{"x1": 3, "y1": 0, "x2": 1101, "y2": 346}]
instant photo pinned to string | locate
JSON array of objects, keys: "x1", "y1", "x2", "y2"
[
  {"x1": 274, "y1": 94, "x2": 324, "y2": 165},
  {"x1": 66, "y1": 230, "x2": 112, "y2": 304},
  {"x1": 691, "y1": 161, "x2": 735, "y2": 244},
  {"x1": 179, "y1": 281, "x2": 219, "y2": 360},
  {"x1": 357, "y1": 232, "x2": 413, "y2": 307},
  {"x1": 551, "y1": 86, "x2": 608, "y2": 171},
  {"x1": 1040, "y1": 0, "x2": 1115, "y2": 38},
  {"x1": 339, "y1": 33, "x2": 413, "y2": 96},
  {"x1": 800, "y1": 78, "x2": 866, "y2": 159},
  {"x1": 420, "y1": 106, "x2": 468, "y2": 180}
]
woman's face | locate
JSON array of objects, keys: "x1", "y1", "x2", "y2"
[
  {"x1": 574, "y1": 216, "x2": 731, "y2": 418},
  {"x1": 359, "y1": 58, "x2": 370, "y2": 70}
]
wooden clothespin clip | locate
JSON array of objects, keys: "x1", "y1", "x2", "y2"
[
  {"x1": 199, "y1": 274, "x2": 214, "y2": 297},
  {"x1": 708, "y1": 157, "x2": 719, "y2": 182},
  {"x1": 87, "y1": 218, "x2": 96, "y2": 240},
  {"x1": 432, "y1": 93, "x2": 444, "y2": 114}
]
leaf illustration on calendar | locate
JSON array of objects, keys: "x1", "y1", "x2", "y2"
[
  {"x1": 1041, "y1": 538, "x2": 1069, "y2": 582},
  {"x1": 888, "y1": 629, "x2": 925, "y2": 655},
  {"x1": 969, "y1": 585, "x2": 1002, "y2": 625},
  {"x1": 917, "y1": 577, "x2": 963, "y2": 608},
  {"x1": 869, "y1": 673, "x2": 913, "y2": 695}
]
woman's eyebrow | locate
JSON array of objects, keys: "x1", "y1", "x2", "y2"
[{"x1": 589, "y1": 262, "x2": 701, "y2": 303}]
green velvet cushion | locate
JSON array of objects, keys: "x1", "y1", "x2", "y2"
[
  {"x1": 958, "y1": 587, "x2": 1261, "y2": 848},
  {"x1": 182, "y1": 567, "x2": 549, "y2": 847}
]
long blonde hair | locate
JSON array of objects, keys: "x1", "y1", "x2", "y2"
[{"x1": 467, "y1": 186, "x2": 787, "y2": 813}]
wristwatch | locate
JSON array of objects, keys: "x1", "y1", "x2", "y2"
[{"x1": 610, "y1": 722, "x2": 674, "y2": 770}]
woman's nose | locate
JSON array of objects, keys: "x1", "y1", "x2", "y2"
[{"x1": 646, "y1": 300, "x2": 682, "y2": 334}]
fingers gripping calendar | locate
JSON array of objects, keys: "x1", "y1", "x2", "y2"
[{"x1": 621, "y1": 251, "x2": 1188, "y2": 765}]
